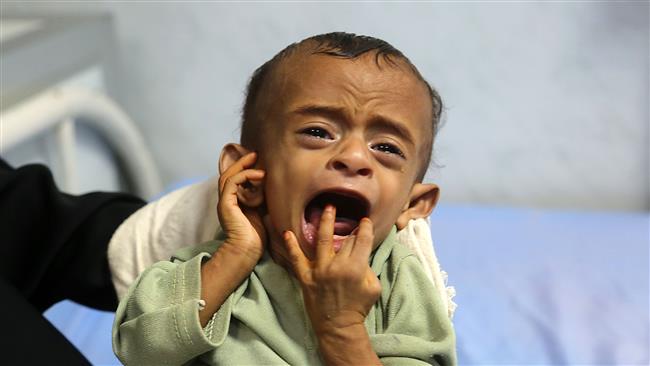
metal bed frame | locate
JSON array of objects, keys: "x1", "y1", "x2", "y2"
[{"x1": 1, "y1": 87, "x2": 162, "y2": 198}]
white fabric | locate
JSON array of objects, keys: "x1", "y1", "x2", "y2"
[
  {"x1": 395, "y1": 218, "x2": 457, "y2": 318},
  {"x1": 108, "y1": 176, "x2": 222, "y2": 300},
  {"x1": 108, "y1": 176, "x2": 456, "y2": 318}
]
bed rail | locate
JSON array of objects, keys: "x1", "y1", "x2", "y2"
[{"x1": 1, "y1": 88, "x2": 162, "y2": 198}]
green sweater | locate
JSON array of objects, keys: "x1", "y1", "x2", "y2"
[{"x1": 113, "y1": 227, "x2": 457, "y2": 365}]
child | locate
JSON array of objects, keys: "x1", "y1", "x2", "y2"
[{"x1": 113, "y1": 32, "x2": 457, "y2": 365}]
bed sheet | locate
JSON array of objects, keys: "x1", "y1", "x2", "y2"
[{"x1": 431, "y1": 205, "x2": 649, "y2": 365}]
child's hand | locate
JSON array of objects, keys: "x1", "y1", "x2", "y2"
[
  {"x1": 283, "y1": 205, "x2": 381, "y2": 335},
  {"x1": 199, "y1": 152, "x2": 265, "y2": 327},
  {"x1": 217, "y1": 152, "x2": 266, "y2": 267}
]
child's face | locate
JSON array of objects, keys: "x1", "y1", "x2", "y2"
[{"x1": 256, "y1": 52, "x2": 436, "y2": 260}]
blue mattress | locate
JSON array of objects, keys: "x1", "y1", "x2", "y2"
[{"x1": 45, "y1": 204, "x2": 650, "y2": 365}]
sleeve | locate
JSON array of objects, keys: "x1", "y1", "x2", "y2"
[
  {"x1": 0, "y1": 158, "x2": 145, "y2": 312},
  {"x1": 372, "y1": 255, "x2": 457, "y2": 366},
  {"x1": 112, "y1": 247, "x2": 236, "y2": 366}
]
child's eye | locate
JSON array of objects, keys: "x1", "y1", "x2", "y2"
[
  {"x1": 372, "y1": 143, "x2": 405, "y2": 158},
  {"x1": 301, "y1": 127, "x2": 333, "y2": 140}
]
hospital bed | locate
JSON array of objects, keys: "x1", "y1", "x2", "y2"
[{"x1": 2, "y1": 87, "x2": 648, "y2": 365}]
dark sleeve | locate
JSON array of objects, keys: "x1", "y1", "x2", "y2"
[{"x1": 0, "y1": 157, "x2": 146, "y2": 312}]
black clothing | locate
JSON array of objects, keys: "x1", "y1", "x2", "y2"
[{"x1": 0, "y1": 158, "x2": 146, "y2": 365}]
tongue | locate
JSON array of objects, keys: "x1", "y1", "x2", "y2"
[
  {"x1": 306, "y1": 205, "x2": 359, "y2": 236},
  {"x1": 306, "y1": 205, "x2": 324, "y2": 226}
]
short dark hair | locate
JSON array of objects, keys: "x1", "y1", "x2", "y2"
[{"x1": 241, "y1": 32, "x2": 443, "y2": 181}]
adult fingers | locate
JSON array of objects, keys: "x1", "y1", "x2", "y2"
[
  {"x1": 316, "y1": 205, "x2": 336, "y2": 262},
  {"x1": 282, "y1": 230, "x2": 310, "y2": 282},
  {"x1": 350, "y1": 217, "x2": 374, "y2": 262},
  {"x1": 219, "y1": 152, "x2": 258, "y2": 192}
]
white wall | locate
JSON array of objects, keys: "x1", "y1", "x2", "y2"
[{"x1": 3, "y1": 2, "x2": 648, "y2": 211}]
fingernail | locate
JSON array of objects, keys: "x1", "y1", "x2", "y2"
[{"x1": 325, "y1": 204, "x2": 334, "y2": 213}]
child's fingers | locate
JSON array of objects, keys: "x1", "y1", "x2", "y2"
[
  {"x1": 339, "y1": 224, "x2": 361, "y2": 257},
  {"x1": 337, "y1": 230, "x2": 357, "y2": 257},
  {"x1": 282, "y1": 230, "x2": 310, "y2": 281},
  {"x1": 316, "y1": 205, "x2": 336, "y2": 262},
  {"x1": 219, "y1": 169, "x2": 264, "y2": 203},
  {"x1": 350, "y1": 218, "x2": 374, "y2": 262},
  {"x1": 219, "y1": 152, "x2": 258, "y2": 192}
]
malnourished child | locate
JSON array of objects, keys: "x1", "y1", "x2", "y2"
[{"x1": 113, "y1": 32, "x2": 457, "y2": 365}]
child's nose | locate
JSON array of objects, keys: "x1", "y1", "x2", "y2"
[{"x1": 328, "y1": 137, "x2": 373, "y2": 177}]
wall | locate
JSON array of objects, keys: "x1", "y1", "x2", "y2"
[{"x1": 2, "y1": 2, "x2": 648, "y2": 211}]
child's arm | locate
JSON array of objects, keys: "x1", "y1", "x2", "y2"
[
  {"x1": 199, "y1": 152, "x2": 266, "y2": 326},
  {"x1": 283, "y1": 205, "x2": 383, "y2": 366},
  {"x1": 113, "y1": 248, "x2": 219, "y2": 366},
  {"x1": 113, "y1": 153, "x2": 266, "y2": 365}
]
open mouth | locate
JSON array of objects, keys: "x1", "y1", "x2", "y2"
[{"x1": 301, "y1": 189, "x2": 370, "y2": 250}]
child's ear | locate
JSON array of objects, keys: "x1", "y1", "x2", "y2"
[
  {"x1": 219, "y1": 143, "x2": 251, "y2": 174},
  {"x1": 395, "y1": 183, "x2": 440, "y2": 230},
  {"x1": 218, "y1": 143, "x2": 264, "y2": 208}
]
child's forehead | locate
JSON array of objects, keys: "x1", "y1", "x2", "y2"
[
  {"x1": 275, "y1": 50, "x2": 417, "y2": 88},
  {"x1": 266, "y1": 52, "x2": 431, "y2": 115}
]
